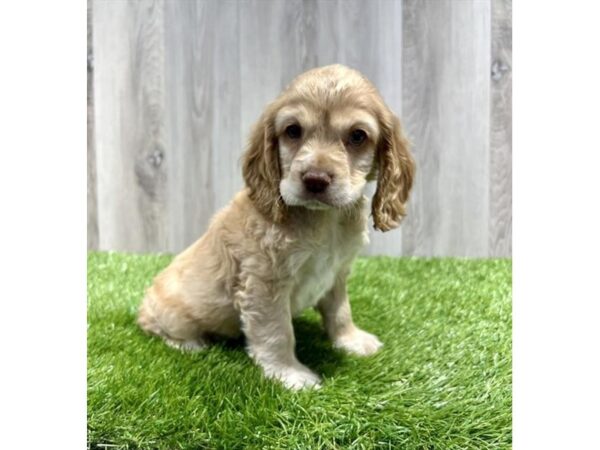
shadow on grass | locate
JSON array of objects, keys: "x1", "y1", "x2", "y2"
[
  {"x1": 135, "y1": 315, "x2": 345, "y2": 380},
  {"x1": 205, "y1": 316, "x2": 344, "y2": 378},
  {"x1": 293, "y1": 317, "x2": 345, "y2": 378}
]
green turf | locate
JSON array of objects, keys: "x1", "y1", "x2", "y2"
[{"x1": 87, "y1": 252, "x2": 511, "y2": 450}]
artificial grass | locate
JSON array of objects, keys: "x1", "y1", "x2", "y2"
[{"x1": 88, "y1": 252, "x2": 511, "y2": 450}]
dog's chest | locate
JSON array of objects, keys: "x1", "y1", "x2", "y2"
[
  {"x1": 290, "y1": 252, "x2": 338, "y2": 317},
  {"x1": 288, "y1": 227, "x2": 365, "y2": 317}
]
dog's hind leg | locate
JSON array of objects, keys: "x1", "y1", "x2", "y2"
[{"x1": 138, "y1": 293, "x2": 208, "y2": 352}]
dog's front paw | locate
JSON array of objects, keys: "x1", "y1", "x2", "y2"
[
  {"x1": 265, "y1": 363, "x2": 322, "y2": 390},
  {"x1": 334, "y1": 328, "x2": 383, "y2": 356}
]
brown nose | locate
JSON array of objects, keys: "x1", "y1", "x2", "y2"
[{"x1": 302, "y1": 171, "x2": 332, "y2": 193}]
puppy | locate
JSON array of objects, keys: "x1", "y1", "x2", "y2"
[{"x1": 138, "y1": 64, "x2": 415, "y2": 390}]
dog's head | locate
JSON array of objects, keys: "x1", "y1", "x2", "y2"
[{"x1": 243, "y1": 64, "x2": 415, "y2": 231}]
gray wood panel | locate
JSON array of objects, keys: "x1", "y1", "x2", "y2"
[
  {"x1": 211, "y1": 1, "x2": 243, "y2": 213},
  {"x1": 239, "y1": 0, "x2": 288, "y2": 145},
  {"x1": 87, "y1": 0, "x2": 98, "y2": 250},
  {"x1": 401, "y1": 0, "x2": 492, "y2": 257},
  {"x1": 489, "y1": 0, "x2": 512, "y2": 257},
  {"x1": 89, "y1": 0, "x2": 511, "y2": 257},
  {"x1": 164, "y1": 0, "x2": 216, "y2": 252},
  {"x1": 93, "y1": 0, "x2": 168, "y2": 253}
]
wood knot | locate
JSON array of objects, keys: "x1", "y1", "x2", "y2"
[
  {"x1": 491, "y1": 60, "x2": 510, "y2": 81},
  {"x1": 147, "y1": 149, "x2": 164, "y2": 168}
]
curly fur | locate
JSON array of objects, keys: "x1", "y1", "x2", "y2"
[
  {"x1": 138, "y1": 64, "x2": 415, "y2": 390},
  {"x1": 372, "y1": 114, "x2": 415, "y2": 231},
  {"x1": 242, "y1": 102, "x2": 287, "y2": 224}
]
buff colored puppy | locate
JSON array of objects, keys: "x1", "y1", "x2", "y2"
[{"x1": 138, "y1": 64, "x2": 415, "y2": 390}]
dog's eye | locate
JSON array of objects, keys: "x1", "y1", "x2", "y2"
[
  {"x1": 348, "y1": 129, "x2": 367, "y2": 146},
  {"x1": 285, "y1": 124, "x2": 302, "y2": 140}
]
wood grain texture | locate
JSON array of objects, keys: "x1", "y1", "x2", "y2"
[
  {"x1": 401, "y1": 0, "x2": 492, "y2": 257},
  {"x1": 164, "y1": 1, "x2": 215, "y2": 252},
  {"x1": 164, "y1": 0, "x2": 244, "y2": 252},
  {"x1": 211, "y1": 1, "x2": 243, "y2": 214},
  {"x1": 489, "y1": 0, "x2": 512, "y2": 257},
  {"x1": 93, "y1": 0, "x2": 168, "y2": 252},
  {"x1": 87, "y1": 0, "x2": 98, "y2": 250},
  {"x1": 239, "y1": 0, "x2": 284, "y2": 146}
]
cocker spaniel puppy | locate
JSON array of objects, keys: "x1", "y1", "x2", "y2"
[{"x1": 138, "y1": 64, "x2": 415, "y2": 389}]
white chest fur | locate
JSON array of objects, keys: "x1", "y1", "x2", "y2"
[
  {"x1": 287, "y1": 219, "x2": 367, "y2": 317},
  {"x1": 290, "y1": 251, "x2": 340, "y2": 316}
]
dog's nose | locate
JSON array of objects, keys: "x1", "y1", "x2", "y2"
[{"x1": 302, "y1": 171, "x2": 332, "y2": 193}]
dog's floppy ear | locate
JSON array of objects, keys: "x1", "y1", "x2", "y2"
[
  {"x1": 372, "y1": 111, "x2": 415, "y2": 232},
  {"x1": 242, "y1": 104, "x2": 287, "y2": 223}
]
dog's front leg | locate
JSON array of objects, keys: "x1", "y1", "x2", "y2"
[
  {"x1": 317, "y1": 270, "x2": 383, "y2": 356},
  {"x1": 238, "y1": 278, "x2": 321, "y2": 390}
]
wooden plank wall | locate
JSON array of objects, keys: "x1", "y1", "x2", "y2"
[
  {"x1": 401, "y1": 0, "x2": 491, "y2": 257},
  {"x1": 88, "y1": 0, "x2": 512, "y2": 257},
  {"x1": 490, "y1": 0, "x2": 512, "y2": 257},
  {"x1": 87, "y1": 0, "x2": 98, "y2": 250}
]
